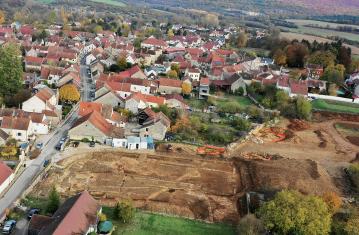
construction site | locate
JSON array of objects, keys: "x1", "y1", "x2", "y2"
[{"x1": 30, "y1": 118, "x2": 359, "y2": 223}]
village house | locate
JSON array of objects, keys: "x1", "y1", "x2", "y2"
[
  {"x1": 306, "y1": 64, "x2": 324, "y2": 80},
  {"x1": 0, "y1": 117, "x2": 33, "y2": 142},
  {"x1": 136, "y1": 108, "x2": 171, "y2": 140},
  {"x1": 141, "y1": 37, "x2": 168, "y2": 50},
  {"x1": 158, "y1": 77, "x2": 183, "y2": 95},
  {"x1": 165, "y1": 94, "x2": 189, "y2": 109},
  {"x1": 211, "y1": 73, "x2": 247, "y2": 94},
  {"x1": 199, "y1": 77, "x2": 210, "y2": 99},
  {"x1": 0, "y1": 161, "x2": 14, "y2": 195},
  {"x1": 186, "y1": 68, "x2": 201, "y2": 81},
  {"x1": 69, "y1": 110, "x2": 125, "y2": 143},
  {"x1": 28, "y1": 191, "x2": 101, "y2": 235},
  {"x1": 125, "y1": 93, "x2": 166, "y2": 114},
  {"x1": 25, "y1": 56, "x2": 44, "y2": 72},
  {"x1": 0, "y1": 109, "x2": 50, "y2": 135},
  {"x1": 22, "y1": 87, "x2": 59, "y2": 114},
  {"x1": 79, "y1": 101, "x2": 127, "y2": 127}
]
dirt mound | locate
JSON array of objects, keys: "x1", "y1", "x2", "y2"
[
  {"x1": 288, "y1": 119, "x2": 310, "y2": 131},
  {"x1": 233, "y1": 156, "x2": 338, "y2": 195},
  {"x1": 314, "y1": 130, "x2": 328, "y2": 148}
]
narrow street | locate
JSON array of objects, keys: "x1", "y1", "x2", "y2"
[
  {"x1": 0, "y1": 57, "x2": 89, "y2": 216},
  {"x1": 0, "y1": 110, "x2": 78, "y2": 216}
]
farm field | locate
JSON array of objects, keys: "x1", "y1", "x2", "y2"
[
  {"x1": 280, "y1": 32, "x2": 359, "y2": 55},
  {"x1": 88, "y1": 0, "x2": 126, "y2": 7},
  {"x1": 102, "y1": 207, "x2": 236, "y2": 235},
  {"x1": 312, "y1": 99, "x2": 359, "y2": 114},
  {"x1": 287, "y1": 19, "x2": 359, "y2": 30},
  {"x1": 283, "y1": 19, "x2": 359, "y2": 42}
]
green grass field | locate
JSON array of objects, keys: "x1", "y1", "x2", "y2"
[
  {"x1": 312, "y1": 99, "x2": 359, "y2": 114},
  {"x1": 102, "y1": 207, "x2": 236, "y2": 235},
  {"x1": 88, "y1": 0, "x2": 126, "y2": 7},
  {"x1": 282, "y1": 19, "x2": 359, "y2": 43}
]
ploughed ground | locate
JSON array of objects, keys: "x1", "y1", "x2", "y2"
[{"x1": 31, "y1": 118, "x2": 352, "y2": 223}]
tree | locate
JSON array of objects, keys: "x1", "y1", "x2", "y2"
[
  {"x1": 98, "y1": 212, "x2": 107, "y2": 222},
  {"x1": 93, "y1": 25, "x2": 103, "y2": 34},
  {"x1": 167, "y1": 29, "x2": 174, "y2": 38},
  {"x1": 285, "y1": 43, "x2": 309, "y2": 68},
  {"x1": 237, "y1": 32, "x2": 248, "y2": 48},
  {"x1": 171, "y1": 64, "x2": 180, "y2": 76},
  {"x1": 48, "y1": 11, "x2": 57, "y2": 24},
  {"x1": 258, "y1": 190, "x2": 332, "y2": 235},
  {"x1": 0, "y1": 43, "x2": 23, "y2": 98},
  {"x1": 275, "y1": 90, "x2": 289, "y2": 107},
  {"x1": 322, "y1": 64, "x2": 345, "y2": 84},
  {"x1": 117, "y1": 56, "x2": 128, "y2": 71},
  {"x1": 46, "y1": 186, "x2": 60, "y2": 214},
  {"x1": 296, "y1": 96, "x2": 312, "y2": 120},
  {"x1": 59, "y1": 84, "x2": 80, "y2": 103},
  {"x1": 273, "y1": 49, "x2": 287, "y2": 66},
  {"x1": 321, "y1": 192, "x2": 342, "y2": 214},
  {"x1": 182, "y1": 82, "x2": 192, "y2": 95},
  {"x1": 0, "y1": 10, "x2": 5, "y2": 24},
  {"x1": 348, "y1": 163, "x2": 359, "y2": 192},
  {"x1": 114, "y1": 199, "x2": 135, "y2": 223},
  {"x1": 167, "y1": 70, "x2": 178, "y2": 79},
  {"x1": 344, "y1": 213, "x2": 359, "y2": 235},
  {"x1": 237, "y1": 214, "x2": 264, "y2": 235},
  {"x1": 231, "y1": 117, "x2": 251, "y2": 131},
  {"x1": 348, "y1": 59, "x2": 359, "y2": 74},
  {"x1": 307, "y1": 51, "x2": 335, "y2": 68}
]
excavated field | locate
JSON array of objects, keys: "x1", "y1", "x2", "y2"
[{"x1": 32, "y1": 151, "x2": 239, "y2": 223}]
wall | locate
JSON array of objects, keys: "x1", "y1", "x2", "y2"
[{"x1": 308, "y1": 93, "x2": 359, "y2": 104}]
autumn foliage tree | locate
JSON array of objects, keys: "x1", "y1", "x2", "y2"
[
  {"x1": 167, "y1": 70, "x2": 178, "y2": 79},
  {"x1": 322, "y1": 192, "x2": 342, "y2": 213},
  {"x1": 59, "y1": 84, "x2": 80, "y2": 103},
  {"x1": 0, "y1": 10, "x2": 5, "y2": 24},
  {"x1": 181, "y1": 82, "x2": 192, "y2": 95},
  {"x1": 258, "y1": 190, "x2": 332, "y2": 235},
  {"x1": 273, "y1": 49, "x2": 287, "y2": 66},
  {"x1": 285, "y1": 42, "x2": 309, "y2": 68}
]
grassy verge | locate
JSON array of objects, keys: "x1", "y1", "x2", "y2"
[
  {"x1": 102, "y1": 207, "x2": 236, "y2": 235},
  {"x1": 312, "y1": 99, "x2": 359, "y2": 114}
]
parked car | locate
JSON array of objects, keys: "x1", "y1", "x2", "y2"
[
  {"x1": 2, "y1": 220, "x2": 16, "y2": 234},
  {"x1": 27, "y1": 209, "x2": 40, "y2": 220},
  {"x1": 89, "y1": 141, "x2": 95, "y2": 147},
  {"x1": 36, "y1": 143, "x2": 43, "y2": 149},
  {"x1": 43, "y1": 160, "x2": 50, "y2": 167}
]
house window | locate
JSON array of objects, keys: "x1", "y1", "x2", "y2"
[
  {"x1": 17, "y1": 132, "x2": 22, "y2": 136},
  {"x1": 146, "y1": 128, "x2": 149, "y2": 131}
]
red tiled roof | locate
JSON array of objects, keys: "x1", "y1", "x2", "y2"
[
  {"x1": 0, "y1": 161, "x2": 12, "y2": 186},
  {"x1": 200, "y1": 77, "x2": 210, "y2": 85},
  {"x1": 1, "y1": 116, "x2": 30, "y2": 131},
  {"x1": 25, "y1": 56, "x2": 44, "y2": 64},
  {"x1": 35, "y1": 87, "x2": 55, "y2": 103},
  {"x1": 105, "y1": 81, "x2": 132, "y2": 92},
  {"x1": 130, "y1": 93, "x2": 165, "y2": 105},
  {"x1": 290, "y1": 80, "x2": 308, "y2": 96},
  {"x1": 48, "y1": 191, "x2": 99, "y2": 235},
  {"x1": 72, "y1": 110, "x2": 112, "y2": 136},
  {"x1": 79, "y1": 102, "x2": 103, "y2": 117},
  {"x1": 158, "y1": 77, "x2": 182, "y2": 88},
  {"x1": 142, "y1": 38, "x2": 168, "y2": 47}
]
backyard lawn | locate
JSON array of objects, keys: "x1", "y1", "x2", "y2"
[
  {"x1": 312, "y1": 99, "x2": 359, "y2": 114},
  {"x1": 102, "y1": 207, "x2": 236, "y2": 235}
]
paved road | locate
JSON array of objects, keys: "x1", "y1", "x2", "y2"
[
  {"x1": 0, "y1": 109, "x2": 78, "y2": 216},
  {"x1": 80, "y1": 58, "x2": 93, "y2": 102}
]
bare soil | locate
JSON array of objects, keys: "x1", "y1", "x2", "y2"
[{"x1": 30, "y1": 118, "x2": 359, "y2": 223}]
